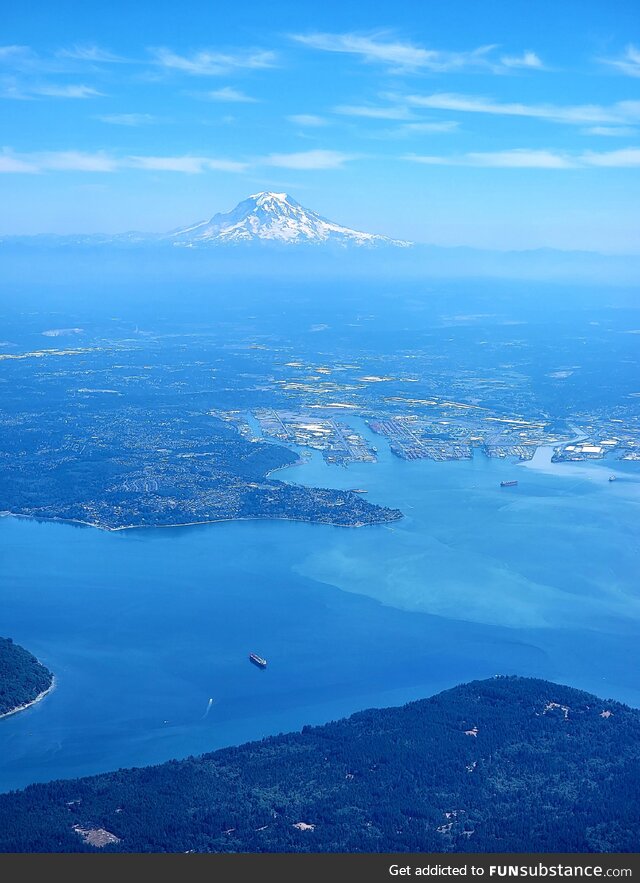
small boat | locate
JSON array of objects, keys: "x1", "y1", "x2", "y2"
[
  {"x1": 608, "y1": 475, "x2": 616, "y2": 482},
  {"x1": 249, "y1": 653, "x2": 267, "y2": 669}
]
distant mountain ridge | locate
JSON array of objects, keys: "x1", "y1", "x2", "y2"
[{"x1": 1, "y1": 197, "x2": 638, "y2": 283}]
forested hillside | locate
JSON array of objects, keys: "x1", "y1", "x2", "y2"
[
  {"x1": 0, "y1": 637, "x2": 53, "y2": 717},
  {"x1": 0, "y1": 677, "x2": 637, "y2": 853}
]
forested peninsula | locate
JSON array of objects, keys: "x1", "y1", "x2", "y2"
[
  {"x1": 0, "y1": 676, "x2": 637, "y2": 853},
  {"x1": 0, "y1": 637, "x2": 53, "y2": 719}
]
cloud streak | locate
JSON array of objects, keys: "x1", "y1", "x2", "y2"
[
  {"x1": 56, "y1": 45, "x2": 129, "y2": 64},
  {"x1": 2, "y1": 144, "x2": 639, "y2": 177},
  {"x1": 406, "y1": 147, "x2": 640, "y2": 168},
  {"x1": 499, "y1": 51, "x2": 544, "y2": 70},
  {"x1": 0, "y1": 148, "x2": 354, "y2": 174},
  {"x1": 128, "y1": 155, "x2": 248, "y2": 173},
  {"x1": 402, "y1": 121, "x2": 460, "y2": 133},
  {"x1": 291, "y1": 31, "x2": 543, "y2": 74},
  {"x1": 581, "y1": 147, "x2": 640, "y2": 167},
  {"x1": 292, "y1": 31, "x2": 496, "y2": 72},
  {"x1": 0, "y1": 150, "x2": 118, "y2": 173},
  {"x1": 263, "y1": 149, "x2": 353, "y2": 169},
  {"x1": 0, "y1": 150, "x2": 248, "y2": 174},
  {"x1": 34, "y1": 83, "x2": 103, "y2": 98},
  {"x1": 39, "y1": 150, "x2": 118, "y2": 171},
  {"x1": 96, "y1": 113, "x2": 157, "y2": 126},
  {"x1": 584, "y1": 126, "x2": 638, "y2": 137},
  {"x1": 0, "y1": 45, "x2": 32, "y2": 63},
  {"x1": 400, "y1": 92, "x2": 640, "y2": 125},
  {"x1": 0, "y1": 153, "x2": 39, "y2": 173},
  {"x1": 151, "y1": 47, "x2": 277, "y2": 76},
  {"x1": 205, "y1": 86, "x2": 257, "y2": 103},
  {"x1": 334, "y1": 103, "x2": 416, "y2": 120},
  {"x1": 0, "y1": 78, "x2": 103, "y2": 99},
  {"x1": 601, "y1": 45, "x2": 640, "y2": 78},
  {"x1": 287, "y1": 114, "x2": 328, "y2": 127}
]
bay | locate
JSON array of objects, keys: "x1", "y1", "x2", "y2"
[{"x1": 0, "y1": 425, "x2": 638, "y2": 793}]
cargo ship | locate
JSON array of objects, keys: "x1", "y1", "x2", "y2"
[
  {"x1": 500, "y1": 480, "x2": 518, "y2": 488},
  {"x1": 249, "y1": 653, "x2": 267, "y2": 669}
]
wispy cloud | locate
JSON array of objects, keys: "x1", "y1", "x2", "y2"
[
  {"x1": 366, "y1": 120, "x2": 460, "y2": 141},
  {"x1": 408, "y1": 149, "x2": 572, "y2": 168},
  {"x1": 401, "y1": 92, "x2": 640, "y2": 125},
  {"x1": 291, "y1": 31, "x2": 543, "y2": 75},
  {"x1": 7, "y1": 144, "x2": 637, "y2": 176},
  {"x1": 127, "y1": 156, "x2": 201, "y2": 173},
  {"x1": 499, "y1": 50, "x2": 544, "y2": 70},
  {"x1": 0, "y1": 152, "x2": 39, "y2": 173},
  {"x1": 403, "y1": 121, "x2": 459, "y2": 132},
  {"x1": 96, "y1": 113, "x2": 157, "y2": 126},
  {"x1": 0, "y1": 78, "x2": 103, "y2": 99},
  {"x1": 56, "y1": 44, "x2": 128, "y2": 64},
  {"x1": 584, "y1": 126, "x2": 638, "y2": 137},
  {"x1": 0, "y1": 150, "x2": 118, "y2": 173},
  {"x1": 334, "y1": 103, "x2": 415, "y2": 120},
  {"x1": 203, "y1": 158, "x2": 249, "y2": 172},
  {"x1": 205, "y1": 86, "x2": 257, "y2": 102},
  {"x1": 0, "y1": 77, "x2": 32, "y2": 99},
  {"x1": 263, "y1": 149, "x2": 353, "y2": 169},
  {"x1": 1, "y1": 147, "x2": 354, "y2": 174},
  {"x1": 287, "y1": 114, "x2": 328, "y2": 127},
  {"x1": 291, "y1": 31, "x2": 500, "y2": 73},
  {"x1": 39, "y1": 150, "x2": 118, "y2": 171},
  {"x1": 406, "y1": 147, "x2": 640, "y2": 168},
  {"x1": 0, "y1": 150, "x2": 248, "y2": 174},
  {"x1": 0, "y1": 43, "x2": 128, "y2": 83},
  {"x1": 0, "y1": 45, "x2": 32, "y2": 63},
  {"x1": 581, "y1": 147, "x2": 640, "y2": 167},
  {"x1": 127, "y1": 155, "x2": 249, "y2": 173},
  {"x1": 0, "y1": 45, "x2": 44, "y2": 75},
  {"x1": 600, "y1": 44, "x2": 640, "y2": 78},
  {"x1": 1, "y1": 42, "x2": 128, "y2": 69},
  {"x1": 151, "y1": 47, "x2": 277, "y2": 76},
  {"x1": 34, "y1": 83, "x2": 103, "y2": 98},
  {"x1": 333, "y1": 103, "x2": 460, "y2": 134}
]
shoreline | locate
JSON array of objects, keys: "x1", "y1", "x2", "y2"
[
  {"x1": 0, "y1": 509, "x2": 402, "y2": 533},
  {"x1": 0, "y1": 677, "x2": 56, "y2": 722}
]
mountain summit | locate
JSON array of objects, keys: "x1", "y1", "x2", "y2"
[{"x1": 168, "y1": 192, "x2": 411, "y2": 247}]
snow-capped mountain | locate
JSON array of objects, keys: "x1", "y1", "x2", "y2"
[{"x1": 167, "y1": 192, "x2": 412, "y2": 247}]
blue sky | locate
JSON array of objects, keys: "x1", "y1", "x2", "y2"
[{"x1": 2, "y1": 0, "x2": 639, "y2": 251}]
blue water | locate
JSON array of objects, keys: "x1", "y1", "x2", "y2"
[{"x1": 1, "y1": 424, "x2": 639, "y2": 793}]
